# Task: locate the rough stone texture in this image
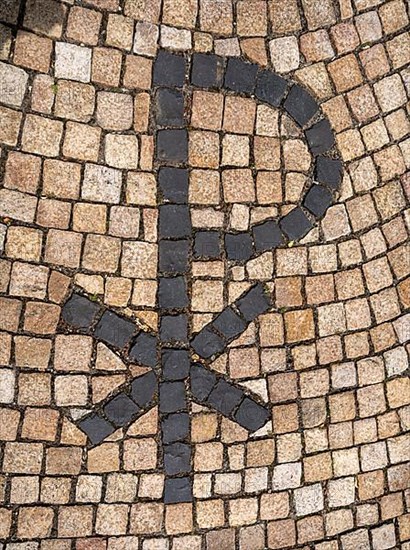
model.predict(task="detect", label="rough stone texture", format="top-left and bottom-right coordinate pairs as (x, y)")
top-left (0, 0), bottom-right (408, 546)
top-left (269, 36), bottom-right (300, 73)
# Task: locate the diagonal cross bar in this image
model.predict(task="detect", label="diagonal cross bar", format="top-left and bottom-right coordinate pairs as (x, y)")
top-left (61, 284), bottom-right (272, 433)
top-left (60, 284), bottom-right (271, 503)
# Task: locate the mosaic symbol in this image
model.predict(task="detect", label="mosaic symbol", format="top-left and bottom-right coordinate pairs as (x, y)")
top-left (60, 49), bottom-right (343, 504)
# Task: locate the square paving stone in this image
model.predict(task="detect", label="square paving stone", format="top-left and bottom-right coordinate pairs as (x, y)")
top-left (284, 84), bottom-right (319, 127)
top-left (158, 277), bottom-right (189, 310)
top-left (190, 363), bottom-right (217, 402)
top-left (94, 310), bottom-right (136, 349)
top-left (131, 371), bottom-right (158, 408)
top-left (159, 381), bottom-right (187, 413)
top-left (61, 292), bottom-right (101, 331)
top-left (155, 88), bottom-right (185, 127)
top-left (158, 167), bottom-right (189, 204)
top-left (191, 327), bottom-right (225, 359)
top-left (224, 58), bottom-right (258, 94)
top-left (159, 240), bottom-right (190, 274)
top-left (164, 477), bottom-right (192, 504)
top-left (0, 1), bottom-right (20, 24)
top-left (234, 397), bottom-right (270, 432)
top-left (279, 206), bottom-right (313, 240)
top-left (305, 118), bottom-right (335, 155)
top-left (207, 529), bottom-right (236, 549)
top-left (78, 413), bottom-right (115, 445)
top-left (255, 70), bottom-right (288, 107)
top-left (162, 349), bottom-right (190, 380)
top-left (212, 307), bottom-right (247, 340)
top-left (303, 185), bottom-right (333, 218)
top-left (253, 220), bottom-right (284, 253)
top-left (129, 332), bottom-right (157, 367)
top-left (163, 442), bottom-right (191, 475)
top-left (156, 129), bottom-right (188, 163)
top-left (160, 314), bottom-right (188, 343)
top-left (153, 50), bottom-right (186, 88)
top-left (315, 156), bottom-right (343, 189)
top-left (191, 53), bottom-right (224, 88)
top-left (194, 231), bottom-right (221, 259)
top-left (161, 412), bottom-right (190, 444)
top-left (103, 392), bottom-right (140, 427)
top-left (236, 283), bottom-right (271, 322)
top-left (207, 379), bottom-right (244, 416)
top-left (225, 233), bottom-right (254, 262)
top-left (159, 205), bottom-right (191, 238)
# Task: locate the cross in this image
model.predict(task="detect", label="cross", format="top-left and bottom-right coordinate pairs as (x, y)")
top-left (59, 49), bottom-right (343, 505)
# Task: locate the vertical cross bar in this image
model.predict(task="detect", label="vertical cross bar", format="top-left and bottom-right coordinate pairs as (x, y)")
top-left (153, 51), bottom-right (193, 504)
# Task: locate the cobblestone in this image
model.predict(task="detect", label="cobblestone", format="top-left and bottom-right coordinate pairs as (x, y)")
top-left (0, 0), bottom-right (408, 546)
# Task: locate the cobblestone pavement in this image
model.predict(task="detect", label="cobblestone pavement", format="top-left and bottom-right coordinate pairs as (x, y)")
top-left (0, 0), bottom-right (409, 548)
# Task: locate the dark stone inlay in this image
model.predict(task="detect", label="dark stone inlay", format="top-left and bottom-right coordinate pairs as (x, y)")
top-left (129, 332), bottom-right (157, 368)
top-left (158, 277), bottom-right (189, 310)
top-left (303, 185), bottom-right (333, 218)
top-left (131, 371), bottom-right (158, 408)
top-left (207, 379), bottom-right (244, 417)
top-left (315, 156), bottom-right (343, 189)
top-left (161, 412), bottom-right (190, 444)
top-left (305, 118), bottom-right (335, 155)
top-left (236, 283), bottom-right (271, 322)
top-left (225, 233), bottom-right (254, 262)
top-left (191, 53), bottom-right (224, 88)
top-left (212, 307), bottom-right (247, 341)
top-left (159, 240), bottom-right (190, 274)
top-left (255, 70), bottom-right (288, 107)
top-left (159, 381), bottom-right (187, 413)
top-left (190, 363), bottom-right (217, 402)
top-left (280, 206), bottom-right (313, 240)
top-left (155, 88), bottom-right (185, 127)
top-left (94, 310), bottom-right (136, 349)
top-left (194, 231), bottom-right (221, 259)
top-left (158, 167), bottom-right (189, 204)
top-left (164, 477), bottom-right (192, 504)
top-left (104, 392), bottom-right (140, 428)
top-left (61, 293), bottom-right (101, 331)
top-left (191, 327), bottom-right (225, 359)
top-left (252, 220), bottom-right (284, 253)
top-left (163, 442), bottom-right (191, 475)
top-left (78, 413), bottom-right (115, 446)
top-left (224, 58), bottom-right (258, 94)
top-left (162, 349), bottom-right (190, 380)
top-left (234, 397), bottom-right (270, 432)
top-left (156, 129), bottom-right (188, 163)
top-left (159, 204), bottom-right (191, 239)
top-left (160, 314), bottom-right (188, 344)
top-left (61, 48), bottom-right (345, 504)
top-left (153, 50), bottom-right (186, 88)
top-left (284, 84), bottom-right (319, 127)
